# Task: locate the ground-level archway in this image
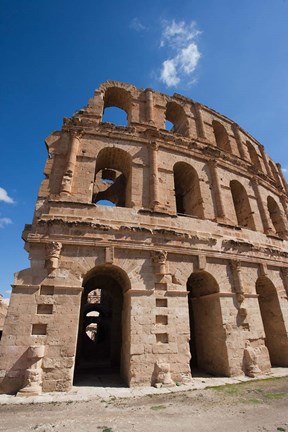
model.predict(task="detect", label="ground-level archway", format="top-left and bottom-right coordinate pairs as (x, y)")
top-left (73, 265), bottom-right (131, 386)
top-left (256, 276), bottom-right (288, 366)
top-left (187, 271), bottom-right (229, 376)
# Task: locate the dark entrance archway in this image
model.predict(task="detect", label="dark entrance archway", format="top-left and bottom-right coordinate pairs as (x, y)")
top-left (73, 265), bottom-right (130, 386)
top-left (256, 276), bottom-right (288, 366)
top-left (187, 271), bottom-right (229, 376)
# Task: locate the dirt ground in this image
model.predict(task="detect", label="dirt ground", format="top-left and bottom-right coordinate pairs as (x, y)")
top-left (0, 377), bottom-right (287, 432)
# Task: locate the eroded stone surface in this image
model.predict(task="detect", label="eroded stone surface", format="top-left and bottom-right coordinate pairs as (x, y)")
top-left (0, 81), bottom-right (288, 395)
top-left (0, 296), bottom-right (8, 341)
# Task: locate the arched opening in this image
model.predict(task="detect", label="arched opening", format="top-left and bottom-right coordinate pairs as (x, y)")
top-left (92, 147), bottom-right (132, 207)
top-left (269, 161), bottom-right (279, 184)
top-left (74, 265), bottom-right (131, 386)
top-left (246, 141), bottom-right (262, 171)
top-left (212, 120), bottom-right (231, 153)
top-left (102, 87), bottom-right (131, 126)
top-left (267, 196), bottom-right (286, 236)
top-left (165, 119), bottom-right (174, 131)
top-left (165, 102), bottom-right (189, 137)
top-left (96, 200), bottom-right (116, 207)
top-left (230, 180), bottom-right (256, 230)
top-left (102, 107), bottom-right (128, 126)
top-left (173, 162), bottom-right (204, 217)
top-left (256, 277), bottom-right (288, 366)
top-left (187, 271), bottom-right (229, 376)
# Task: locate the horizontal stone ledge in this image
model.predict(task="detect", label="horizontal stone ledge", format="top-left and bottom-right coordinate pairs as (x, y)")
top-left (123, 289), bottom-right (189, 297)
top-left (52, 286), bottom-right (83, 292)
top-left (223, 292), bottom-right (259, 299)
top-left (190, 292), bottom-right (259, 299)
top-left (124, 289), bottom-right (155, 297)
top-left (36, 285), bottom-right (83, 295)
top-left (25, 237), bottom-right (288, 269)
top-left (166, 290), bottom-right (188, 297)
top-left (266, 234), bottom-right (284, 241)
top-left (79, 128), bottom-right (149, 144)
top-left (190, 292), bottom-right (227, 300)
top-left (12, 285), bottom-right (39, 294)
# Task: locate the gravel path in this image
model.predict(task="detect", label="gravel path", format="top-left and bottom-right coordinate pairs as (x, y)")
top-left (0, 376), bottom-right (288, 432)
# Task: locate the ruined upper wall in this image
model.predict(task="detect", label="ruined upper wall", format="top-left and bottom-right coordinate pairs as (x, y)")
top-left (35, 80), bottom-right (288, 242)
top-left (55, 80), bottom-right (286, 191)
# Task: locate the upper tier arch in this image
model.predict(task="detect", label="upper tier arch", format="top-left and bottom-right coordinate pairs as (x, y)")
top-left (44, 80), bottom-right (288, 239)
top-left (81, 81), bottom-right (286, 188)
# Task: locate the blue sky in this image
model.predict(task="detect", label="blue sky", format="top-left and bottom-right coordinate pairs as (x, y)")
top-left (0, 0), bottom-right (288, 297)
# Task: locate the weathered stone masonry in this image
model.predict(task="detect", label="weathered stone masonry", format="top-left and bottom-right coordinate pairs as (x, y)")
top-left (0, 81), bottom-right (288, 395)
top-left (0, 295), bottom-right (8, 341)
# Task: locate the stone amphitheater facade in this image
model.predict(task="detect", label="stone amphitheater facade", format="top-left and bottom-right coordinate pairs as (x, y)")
top-left (0, 81), bottom-right (288, 395)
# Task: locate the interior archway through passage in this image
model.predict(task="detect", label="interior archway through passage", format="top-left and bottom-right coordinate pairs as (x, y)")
top-left (102, 106), bottom-right (128, 126)
top-left (256, 277), bottom-right (288, 366)
top-left (73, 266), bottom-right (130, 387)
top-left (187, 271), bottom-right (229, 376)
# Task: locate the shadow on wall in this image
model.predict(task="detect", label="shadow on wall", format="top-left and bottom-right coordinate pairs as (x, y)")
top-left (0, 296), bottom-right (9, 341)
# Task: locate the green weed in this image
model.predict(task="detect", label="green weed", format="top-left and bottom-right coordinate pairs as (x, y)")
top-left (211, 384), bottom-right (241, 395)
top-left (97, 427), bottom-right (113, 432)
top-left (150, 405), bottom-right (166, 411)
top-left (264, 392), bottom-right (287, 400)
top-left (244, 398), bottom-right (263, 405)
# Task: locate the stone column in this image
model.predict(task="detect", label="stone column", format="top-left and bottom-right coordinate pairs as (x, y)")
top-left (152, 250), bottom-right (168, 275)
top-left (208, 160), bottom-right (226, 221)
top-left (259, 145), bottom-right (272, 177)
top-left (280, 194), bottom-right (288, 220)
top-left (193, 103), bottom-right (206, 139)
top-left (45, 241), bottom-right (62, 273)
top-left (61, 131), bottom-right (80, 195)
top-left (149, 141), bottom-right (160, 210)
top-left (281, 268), bottom-right (288, 295)
top-left (152, 250), bottom-right (172, 291)
top-left (232, 123), bottom-right (246, 159)
top-left (17, 345), bottom-right (45, 396)
top-left (152, 362), bottom-right (175, 388)
top-left (230, 260), bottom-right (247, 317)
top-left (145, 89), bottom-right (154, 125)
top-left (251, 178), bottom-right (274, 235)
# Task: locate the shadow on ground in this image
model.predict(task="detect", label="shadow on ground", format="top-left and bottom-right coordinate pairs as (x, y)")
top-left (73, 366), bottom-right (126, 388)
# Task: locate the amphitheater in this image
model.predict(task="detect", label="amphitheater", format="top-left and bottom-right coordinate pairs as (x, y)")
top-left (0, 81), bottom-right (288, 396)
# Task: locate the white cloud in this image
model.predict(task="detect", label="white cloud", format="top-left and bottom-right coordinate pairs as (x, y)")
top-left (129, 17), bottom-right (146, 32)
top-left (160, 59), bottom-right (180, 87)
top-left (0, 187), bottom-right (14, 204)
top-left (178, 43), bottom-right (201, 74)
top-left (0, 217), bottom-right (12, 228)
top-left (160, 20), bottom-right (201, 48)
top-left (159, 20), bottom-right (201, 88)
